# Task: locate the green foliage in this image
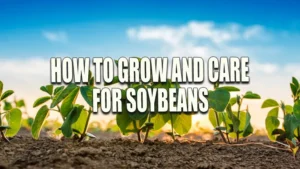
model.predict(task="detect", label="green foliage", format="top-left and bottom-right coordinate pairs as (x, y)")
top-left (31, 72), bottom-right (96, 141)
top-left (31, 105), bottom-right (49, 139)
top-left (0, 80), bottom-right (22, 141)
top-left (262, 77), bottom-right (300, 152)
top-left (208, 83), bottom-right (260, 143)
top-left (5, 108), bottom-right (22, 137)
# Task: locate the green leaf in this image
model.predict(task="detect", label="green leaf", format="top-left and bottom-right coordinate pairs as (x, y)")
top-left (265, 107), bottom-right (280, 141)
top-left (61, 87), bottom-right (80, 117)
top-left (286, 105), bottom-right (293, 114)
top-left (261, 99), bottom-right (279, 108)
top-left (51, 84), bottom-right (77, 108)
top-left (292, 77), bottom-right (299, 89)
top-left (226, 105), bottom-right (240, 133)
top-left (0, 81), bottom-right (3, 97)
top-left (40, 85), bottom-right (53, 95)
top-left (284, 114), bottom-right (300, 140)
top-left (33, 96), bottom-right (51, 108)
top-left (88, 76), bottom-right (95, 87)
top-left (80, 86), bottom-right (94, 107)
top-left (290, 83), bottom-right (297, 96)
top-left (5, 108), bottom-right (22, 137)
top-left (3, 101), bottom-right (12, 111)
top-left (150, 113), bottom-right (170, 130)
top-left (208, 88), bottom-right (230, 112)
top-left (218, 86), bottom-right (240, 92)
top-left (208, 108), bottom-right (222, 128)
top-left (54, 86), bottom-right (65, 95)
top-left (229, 97), bottom-right (237, 106)
top-left (172, 113), bottom-right (192, 135)
top-left (61, 105), bottom-right (84, 138)
top-left (293, 100), bottom-right (300, 119)
top-left (128, 85), bottom-right (148, 120)
top-left (72, 109), bottom-right (88, 134)
top-left (243, 91), bottom-right (261, 99)
top-left (0, 90), bottom-right (14, 101)
top-left (31, 105), bottom-right (50, 139)
top-left (16, 99), bottom-right (26, 108)
top-left (116, 103), bottom-right (147, 135)
top-left (104, 76), bottom-right (119, 86)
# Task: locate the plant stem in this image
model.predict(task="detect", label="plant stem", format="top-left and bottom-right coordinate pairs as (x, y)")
top-left (79, 107), bottom-right (92, 142)
top-left (214, 110), bottom-right (227, 143)
top-left (236, 98), bottom-right (243, 143)
top-left (144, 112), bottom-right (151, 142)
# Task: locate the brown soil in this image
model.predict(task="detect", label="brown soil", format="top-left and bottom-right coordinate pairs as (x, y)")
top-left (0, 135), bottom-right (299, 169)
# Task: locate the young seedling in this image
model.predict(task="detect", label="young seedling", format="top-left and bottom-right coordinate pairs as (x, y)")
top-left (108, 59), bottom-right (192, 142)
top-left (0, 81), bottom-right (22, 142)
top-left (262, 77), bottom-right (300, 156)
top-left (208, 83), bottom-right (260, 143)
top-left (31, 71), bottom-right (96, 141)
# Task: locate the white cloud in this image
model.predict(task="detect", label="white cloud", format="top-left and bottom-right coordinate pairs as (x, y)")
top-left (42, 31), bottom-right (68, 43)
top-left (126, 21), bottom-right (299, 128)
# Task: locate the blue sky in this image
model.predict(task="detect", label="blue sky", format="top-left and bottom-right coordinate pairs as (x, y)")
top-left (1, 0), bottom-right (300, 127)
top-left (0, 0), bottom-right (300, 63)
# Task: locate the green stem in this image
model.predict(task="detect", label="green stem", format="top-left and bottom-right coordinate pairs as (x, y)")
top-left (144, 112), bottom-right (152, 142)
top-left (79, 107), bottom-right (92, 142)
top-left (236, 98), bottom-right (243, 143)
top-left (214, 110), bottom-right (227, 143)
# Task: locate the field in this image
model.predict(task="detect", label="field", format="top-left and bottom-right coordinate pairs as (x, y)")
top-left (1, 77), bottom-right (300, 169)
top-left (0, 129), bottom-right (299, 169)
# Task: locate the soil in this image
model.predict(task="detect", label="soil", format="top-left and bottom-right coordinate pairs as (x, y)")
top-left (0, 133), bottom-right (299, 169)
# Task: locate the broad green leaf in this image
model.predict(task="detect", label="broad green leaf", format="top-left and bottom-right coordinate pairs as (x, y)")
top-left (40, 85), bottom-right (53, 95)
top-left (33, 96), bottom-right (51, 108)
top-left (0, 90), bottom-right (14, 101)
top-left (105, 76), bottom-right (119, 86)
top-left (243, 91), bottom-right (261, 99)
top-left (150, 113), bottom-right (170, 130)
top-left (61, 87), bottom-right (80, 117)
top-left (218, 86), bottom-right (240, 92)
top-left (80, 86), bottom-right (94, 107)
top-left (54, 86), bottom-right (65, 95)
top-left (5, 108), bottom-right (22, 137)
top-left (208, 88), bottom-right (230, 112)
top-left (293, 100), bottom-right (300, 119)
top-left (172, 113), bottom-right (192, 135)
top-left (31, 105), bottom-right (50, 139)
top-left (284, 114), bottom-right (300, 140)
top-left (72, 109), bottom-right (88, 134)
top-left (261, 99), bottom-right (278, 108)
top-left (51, 84), bottom-right (77, 108)
top-left (208, 108), bottom-right (222, 128)
top-left (0, 81), bottom-right (3, 97)
top-left (61, 105), bottom-right (84, 137)
top-left (265, 107), bottom-right (279, 141)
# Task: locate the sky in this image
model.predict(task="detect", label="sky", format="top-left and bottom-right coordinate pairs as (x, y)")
top-left (0, 0), bottom-right (300, 128)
